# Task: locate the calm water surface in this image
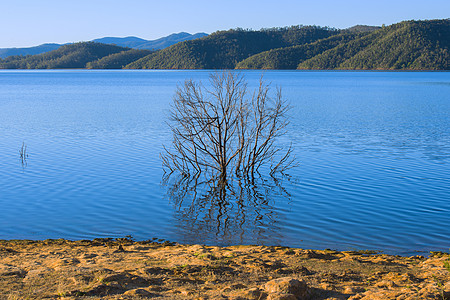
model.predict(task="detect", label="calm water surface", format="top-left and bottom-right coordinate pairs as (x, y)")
top-left (0, 70), bottom-right (449, 255)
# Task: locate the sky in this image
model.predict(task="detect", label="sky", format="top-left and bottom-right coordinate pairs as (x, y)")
top-left (0, 0), bottom-right (449, 48)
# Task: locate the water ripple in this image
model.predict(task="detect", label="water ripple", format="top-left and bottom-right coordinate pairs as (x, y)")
top-left (0, 70), bottom-right (449, 255)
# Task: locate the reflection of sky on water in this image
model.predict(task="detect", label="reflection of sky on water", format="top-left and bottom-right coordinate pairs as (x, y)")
top-left (0, 70), bottom-right (449, 255)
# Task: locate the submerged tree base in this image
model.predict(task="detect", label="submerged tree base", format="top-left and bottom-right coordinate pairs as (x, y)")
top-left (0, 239), bottom-right (449, 299)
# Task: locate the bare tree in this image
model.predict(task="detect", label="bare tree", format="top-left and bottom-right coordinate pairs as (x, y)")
top-left (161, 72), bottom-right (293, 184)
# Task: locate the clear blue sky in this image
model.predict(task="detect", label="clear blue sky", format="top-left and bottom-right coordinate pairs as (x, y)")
top-left (1, 0), bottom-right (449, 48)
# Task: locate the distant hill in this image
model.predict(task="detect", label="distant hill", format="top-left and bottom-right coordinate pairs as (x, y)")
top-left (236, 32), bottom-right (367, 69)
top-left (134, 32), bottom-right (208, 50)
top-left (237, 19), bottom-right (448, 70)
top-left (86, 49), bottom-right (153, 69)
top-left (92, 36), bottom-right (149, 49)
top-left (0, 32), bottom-right (208, 59)
top-left (0, 42), bottom-right (129, 69)
top-left (125, 26), bottom-right (340, 69)
top-left (298, 19), bottom-right (449, 70)
top-left (0, 43), bottom-right (62, 59)
top-left (127, 19), bottom-right (448, 70)
top-left (1, 20), bottom-right (448, 70)
top-left (92, 32), bottom-right (208, 50)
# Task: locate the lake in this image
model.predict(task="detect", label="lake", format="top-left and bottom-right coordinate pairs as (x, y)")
top-left (0, 70), bottom-right (449, 256)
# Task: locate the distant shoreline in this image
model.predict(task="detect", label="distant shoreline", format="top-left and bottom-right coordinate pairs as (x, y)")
top-left (0, 68), bottom-right (449, 71)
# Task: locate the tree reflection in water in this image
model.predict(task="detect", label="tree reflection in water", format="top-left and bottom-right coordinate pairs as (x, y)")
top-left (162, 173), bottom-right (293, 245)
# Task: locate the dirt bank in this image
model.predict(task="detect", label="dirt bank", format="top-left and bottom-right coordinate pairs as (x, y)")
top-left (0, 239), bottom-right (449, 299)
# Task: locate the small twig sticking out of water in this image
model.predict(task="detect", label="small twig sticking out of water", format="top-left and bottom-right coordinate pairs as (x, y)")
top-left (19, 142), bottom-right (28, 167)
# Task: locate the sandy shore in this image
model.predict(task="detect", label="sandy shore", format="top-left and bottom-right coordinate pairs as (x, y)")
top-left (0, 239), bottom-right (449, 299)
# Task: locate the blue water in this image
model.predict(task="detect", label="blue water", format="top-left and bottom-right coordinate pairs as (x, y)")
top-left (0, 70), bottom-right (449, 256)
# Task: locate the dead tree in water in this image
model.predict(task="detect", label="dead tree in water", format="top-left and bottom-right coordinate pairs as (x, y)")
top-left (19, 142), bottom-right (28, 167)
top-left (161, 72), bottom-right (293, 185)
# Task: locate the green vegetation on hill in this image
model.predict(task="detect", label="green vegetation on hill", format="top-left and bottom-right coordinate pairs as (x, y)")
top-left (345, 25), bottom-right (381, 33)
top-left (125, 26), bottom-right (340, 69)
top-left (298, 19), bottom-right (449, 70)
top-left (125, 41), bottom-right (206, 69)
top-left (129, 19), bottom-right (449, 70)
top-left (0, 42), bottom-right (129, 69)
top-left (0, 20), bottom-right (448, 70)
top-left (236, 32), bottom-right (367, 69)
top-left (86, 49), bottom-right (153, 69)
top-left (296, 30), bottom-right (381, 70)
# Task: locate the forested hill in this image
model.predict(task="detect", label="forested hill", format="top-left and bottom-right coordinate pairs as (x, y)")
top-left (238, 19), bottom-right (449, 70)
top-left (345, 25), bottom-right (381, 33)
top-left (128, 19), bottom-right (450, 70)
top-left (235, 32), bottom-right (366, 69)
top-left (0, 42), bottom-right (131, 69)
top-left (0, 20), bottom-right (448, 70)
top-left (298, 19), bottom-right (449, 70)
top-left (86, 49), bottom-right (153, 69)
top-left (125, 26), bottom-right (340, 69)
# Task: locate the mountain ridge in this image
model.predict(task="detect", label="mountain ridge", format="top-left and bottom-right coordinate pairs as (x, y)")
top-left (125, 25), bottom-right (340, 69)
top-left (0, 19), bottom-right (447, 70)
top-left (0, 32), bottom-right (208, 59)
